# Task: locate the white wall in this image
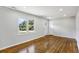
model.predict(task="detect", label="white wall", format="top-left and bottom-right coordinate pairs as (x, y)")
top-left (76, 8), bottom-right (79, 49)
top-left (49, 17), bottom-right (76, 38)
top-left (0, 7), bottom-right (48, 50)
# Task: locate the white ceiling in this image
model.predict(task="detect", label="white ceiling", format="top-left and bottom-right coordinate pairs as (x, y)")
top-left (7, 6), bottom-right (79, 19)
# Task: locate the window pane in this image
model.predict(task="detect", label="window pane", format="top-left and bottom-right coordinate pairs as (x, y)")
top-left (28, 20), bottom-right (34, 31)
top-left (18, 18), bottom-right (27, 31)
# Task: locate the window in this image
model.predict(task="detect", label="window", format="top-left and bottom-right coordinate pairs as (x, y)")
top-left (18, 18), bottom-right (27, 32)
top-left (28, 20), bottom-right (34, 31)
top-left (18, 18), bottom-right (34, 34)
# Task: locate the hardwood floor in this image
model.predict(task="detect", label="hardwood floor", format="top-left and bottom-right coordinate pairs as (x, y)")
top-left (35, 35), bottom-right (78, 53)
top-left (0, 35), bottom-right (78, 53)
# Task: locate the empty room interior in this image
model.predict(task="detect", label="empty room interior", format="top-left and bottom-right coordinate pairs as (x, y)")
top-left (0, 6), bottom-right (79, 53)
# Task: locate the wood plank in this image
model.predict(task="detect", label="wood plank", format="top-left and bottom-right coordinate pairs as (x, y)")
top-left (0, 35), bottom-right (78, 53)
